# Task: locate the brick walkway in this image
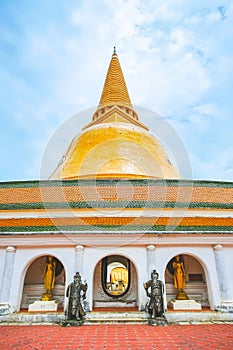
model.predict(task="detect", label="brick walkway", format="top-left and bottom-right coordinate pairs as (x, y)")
top-left (0, 324), bottom-right (232, 349)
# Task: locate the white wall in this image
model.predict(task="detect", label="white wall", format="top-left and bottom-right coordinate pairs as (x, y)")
top-left (81, 246), bottom-right (148, 311)
top-left (2, 239), bottom-right (232, 313)
top-left (151, 245), bottom-right (221, 309)
top-left (8, 246), bottom-right (76, 311)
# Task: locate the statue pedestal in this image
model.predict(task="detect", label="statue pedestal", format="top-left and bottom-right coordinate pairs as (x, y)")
top-left (62, 319), bottom-right (84, 327)
top-left (28, 300), bottom-right (58, 312)
top-left (149, 317), bottom-right (168, 326)
top-left (41, 292), bottom-right (54, 301)
top-left (168, 299), bottom-right (202, 310)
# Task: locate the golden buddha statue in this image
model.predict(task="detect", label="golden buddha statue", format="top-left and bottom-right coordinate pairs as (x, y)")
top-left (110, 267), bottom-right (128, 294)
top-left (172, 255), bottom-right (189, 300)
top-left (42, 255), bottom-right (56, 301)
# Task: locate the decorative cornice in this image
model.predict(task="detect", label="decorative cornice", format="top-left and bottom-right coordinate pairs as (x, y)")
top-left (0, 179), bottom-right (232, 188)
top-left (1, 224), bottom-right (233, 233)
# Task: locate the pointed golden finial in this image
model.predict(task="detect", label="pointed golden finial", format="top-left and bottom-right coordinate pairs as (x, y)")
top-left (98, 49), bottom-right (132, 107)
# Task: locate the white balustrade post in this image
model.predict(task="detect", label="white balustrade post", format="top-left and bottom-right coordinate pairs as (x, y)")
top-left (0, 246), bottom-right (16, 303)
top-left (75, 245), bottom-right (85, 277)
top-left (146, 245), bottom-right (156, 278)
top-left (213, 244), bottom-right (232, 301)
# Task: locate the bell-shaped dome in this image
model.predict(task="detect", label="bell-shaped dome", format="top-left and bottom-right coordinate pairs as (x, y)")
top-left (50, 49), bottom-right (180, 180)
top-left (51, 123), bottom-right (179, 180)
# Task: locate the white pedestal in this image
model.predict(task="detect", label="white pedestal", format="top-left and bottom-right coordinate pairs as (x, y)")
top-left (28, 300), bottom-right (58, 312)
top-left (168, 299), bottom-right (202, 310)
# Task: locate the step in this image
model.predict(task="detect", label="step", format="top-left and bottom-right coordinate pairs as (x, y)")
top-left (0, 311), bottom-right (148, 325)
top-left (85, 311), bottom-right (149, 324)
top-left (0, 311), bottom-right (233, 325)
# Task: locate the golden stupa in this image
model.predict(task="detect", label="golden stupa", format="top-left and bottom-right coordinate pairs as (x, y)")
top-left (51, 48), bottom-right (179, 180)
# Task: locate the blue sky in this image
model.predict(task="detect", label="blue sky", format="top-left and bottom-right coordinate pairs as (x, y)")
top-left (0, 0), bottom-right (233, 182)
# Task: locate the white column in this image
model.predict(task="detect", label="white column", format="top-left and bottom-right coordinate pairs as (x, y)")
top-left (0, 246), bottom-right (16, 302)
top-left (213, 244), bottom-right (232, 301)
top-left (75, 245), bottom-right (85, 276)
top-left (146, 245), bottom-right (156, 278)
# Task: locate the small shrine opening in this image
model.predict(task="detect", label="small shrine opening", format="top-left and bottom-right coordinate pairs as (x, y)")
top-left (20, 255), bottom-right (65, 310)
top-left (93, 255), bottom-right (138, 309)
top-left (165, 254), bottom-right (209, 307)
top-left (102, 255), bottom-right (130, 297)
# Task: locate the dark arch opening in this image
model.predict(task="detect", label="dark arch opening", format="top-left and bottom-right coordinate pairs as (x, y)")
top-left (101, 255), bottom-right (131, 298)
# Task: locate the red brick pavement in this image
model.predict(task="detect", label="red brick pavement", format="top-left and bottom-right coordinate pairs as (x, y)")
top-left (0, 324), bottom-right (232, 350)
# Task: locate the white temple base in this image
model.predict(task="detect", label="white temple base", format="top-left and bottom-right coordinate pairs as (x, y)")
top-left (0, 302), bottom-right (15, 315)
top-left (168, 299), bottom-right (202, 310)
top-left (28, 300), bottom-right (58, 312)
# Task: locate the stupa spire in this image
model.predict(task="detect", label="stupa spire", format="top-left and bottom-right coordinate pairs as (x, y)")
top-left (98, 48), bottom-right (132, 107)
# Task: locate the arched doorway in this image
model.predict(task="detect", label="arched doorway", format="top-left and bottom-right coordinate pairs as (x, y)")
top-left (20, 255), bottom-right (65, 310)
top-left (165, 254), bottom-right (209, 307)
top-left (93, 255), bottom-right (138, 309)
